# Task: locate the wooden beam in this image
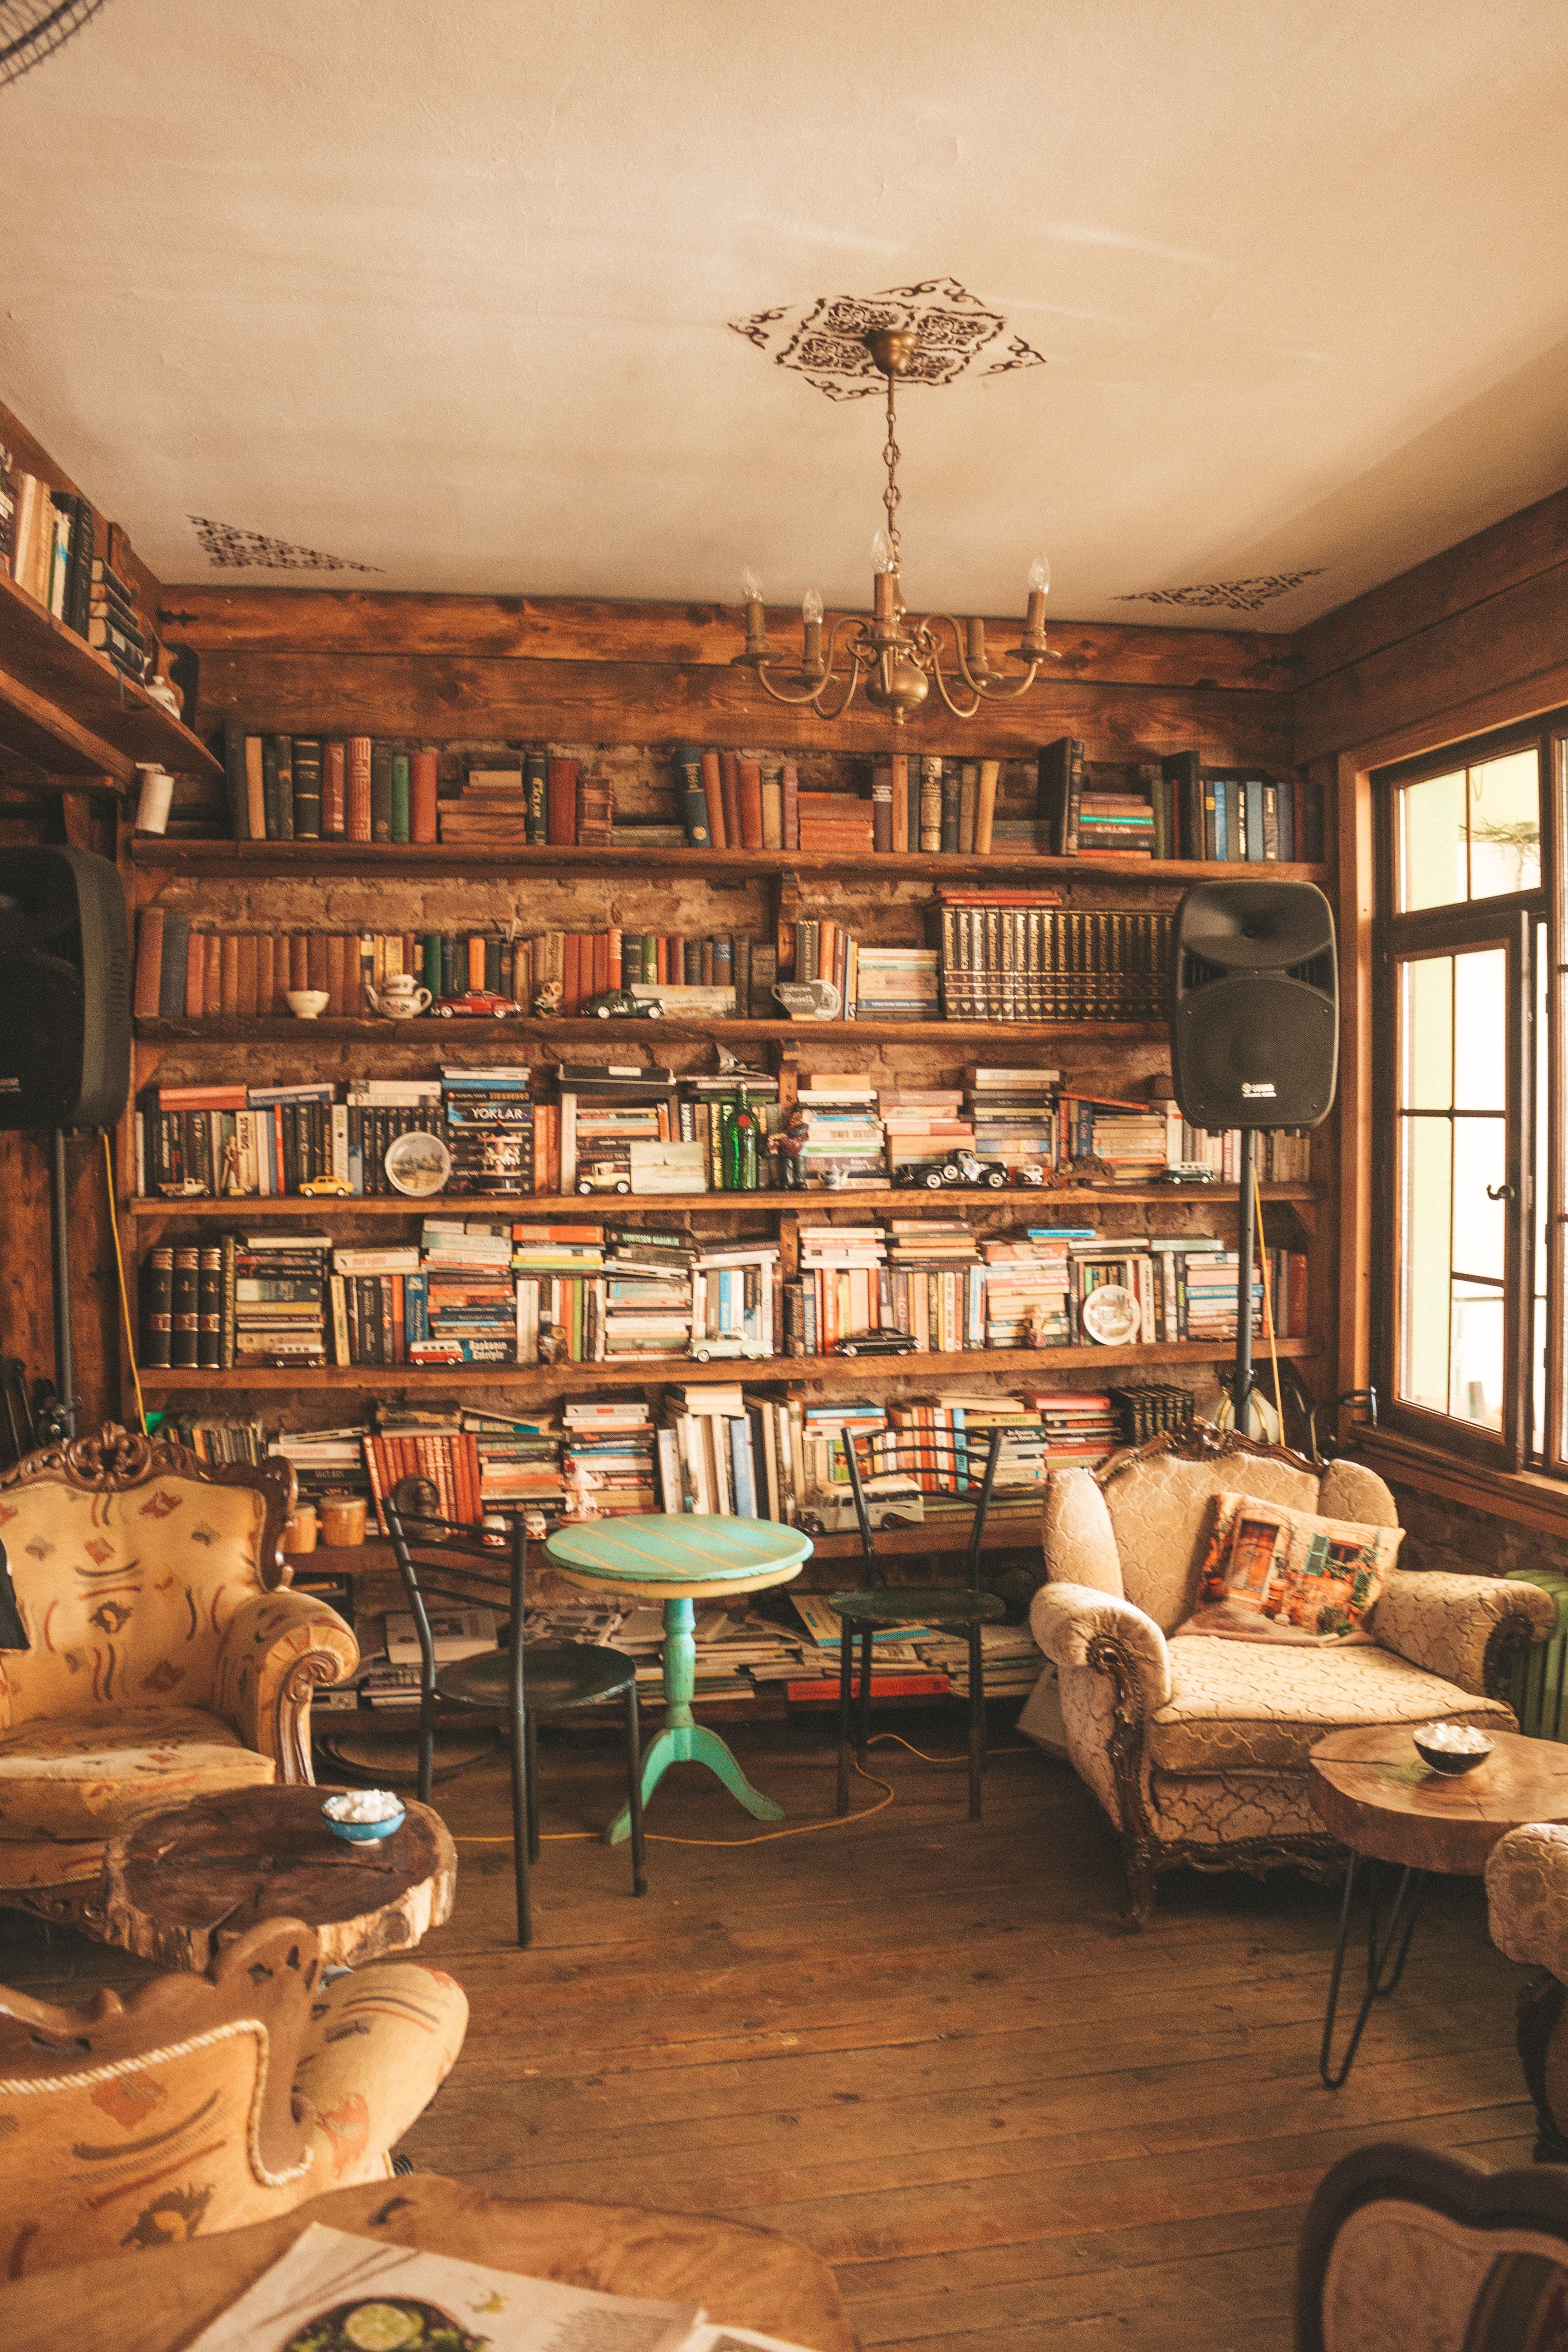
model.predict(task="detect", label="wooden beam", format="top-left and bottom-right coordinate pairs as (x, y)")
top-left (0, 662), bottom-right (136, 783)
top-left (157, 585), bottom-right (1295, 694)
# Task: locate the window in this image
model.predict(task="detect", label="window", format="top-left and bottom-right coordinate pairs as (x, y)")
top-left (1375, 723), bottom-right (1564, 1473)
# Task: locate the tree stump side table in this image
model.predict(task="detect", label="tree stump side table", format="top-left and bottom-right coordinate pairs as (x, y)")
top-left (99, 1786), bottom-right (457, 1973)
top-left (1308, 1724), bottom-right (1568, 2090)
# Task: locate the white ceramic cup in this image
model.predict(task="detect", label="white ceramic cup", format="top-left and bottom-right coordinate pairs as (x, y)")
top-left (286, 989), bottom-right (330, 1019)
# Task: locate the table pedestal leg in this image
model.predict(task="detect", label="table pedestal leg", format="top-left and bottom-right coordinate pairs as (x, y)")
top-left (1319, 1851), bottom-right (1425, 2089)
top-left (603, 1596), bottom-right (785, 1845)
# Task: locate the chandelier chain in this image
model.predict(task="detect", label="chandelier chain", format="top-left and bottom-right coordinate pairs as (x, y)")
top-left (882, 373), bottom-right (902, 558)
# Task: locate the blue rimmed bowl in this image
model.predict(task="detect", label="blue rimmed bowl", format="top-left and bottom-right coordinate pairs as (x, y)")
top-left (322, 1791), bottom-right (407, 1843)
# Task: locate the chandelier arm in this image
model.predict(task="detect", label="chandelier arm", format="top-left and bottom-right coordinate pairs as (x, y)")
top-left (923, 637), bottom-right (985, 721)
top-left (750, 617), bottom-right (865, 716)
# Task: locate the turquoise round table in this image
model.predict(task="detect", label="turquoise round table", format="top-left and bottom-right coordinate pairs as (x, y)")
top-left (545, 1515), bottom-right (813, 1844)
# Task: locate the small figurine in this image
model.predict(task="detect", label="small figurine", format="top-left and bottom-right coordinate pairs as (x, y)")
top-left (537, 1321), bottom-right (568, 1368)
top-left (220, 1134), bottom-right (244, 1196)
top-left (562, 1460), bottom-right (601, 1520)
top-left (532, 979), bottom-right (564, 1017)
top-left (772, 1107), bottom-right (811, 1191)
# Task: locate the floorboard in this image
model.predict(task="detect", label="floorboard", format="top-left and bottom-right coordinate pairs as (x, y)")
top-left (0, 1716), bottom-right (1540, 2349)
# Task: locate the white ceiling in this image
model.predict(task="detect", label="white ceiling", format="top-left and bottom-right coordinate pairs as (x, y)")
top-left (3, 0), bottom-right (1568, 627)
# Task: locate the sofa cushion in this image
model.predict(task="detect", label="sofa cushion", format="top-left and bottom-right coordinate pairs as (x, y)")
top-left (0, 1705), bottom-right (276, 1843)
top-left (1100, 1450), bottom-right (1325, 1632)
top-left (1178, 1490), bottom-right (1404, 1644)
top-left (1145, 1637), bottom-right (1514, 1775)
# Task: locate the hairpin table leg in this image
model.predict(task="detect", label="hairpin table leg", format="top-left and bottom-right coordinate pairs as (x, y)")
top-left (1319, 1851), bottom-right (1425, 2089)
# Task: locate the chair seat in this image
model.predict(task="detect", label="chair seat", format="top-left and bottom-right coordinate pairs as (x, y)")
top-left (1146, 1637), bottom-right (1515, 1776)
top-left (828, 1587), bottom-right (1007, 1627)
top-left (436, 1641), bottom-right (637, 1714)
top-left (0, 1705), bottom-right (277, 1845)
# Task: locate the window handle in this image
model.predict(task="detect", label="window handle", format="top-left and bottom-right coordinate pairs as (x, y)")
top-left (1488, 1182), bottom-right (1517, 1202)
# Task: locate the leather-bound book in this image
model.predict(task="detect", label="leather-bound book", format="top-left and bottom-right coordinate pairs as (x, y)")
top-left (411, 751), bottom-right (439, 843)
top-left (718, 751), bottom-right (742, 847)
top-left (292, 738), bottom-right (322, 839)
top-left (371, 744), bottom-right (393, 842)
top-left (322, 740), bottom-right (347, 836)
top-left (235, 932), bottom-right (259, 1017)
top-left (347, 737), bottom-right (373, 841)
top-left (737, 758), bottom-right (764, 849)
top-left (701, 750), bottom-right (726, 848)
top-left (274, 736), bottom-right (294, 842)
top-left (547, 757), bottom-right (578, 845)
top-left (135, 908), bottom-right (165, 1018)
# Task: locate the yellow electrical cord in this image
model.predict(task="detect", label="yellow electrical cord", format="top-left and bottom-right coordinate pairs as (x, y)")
top-left (451, 1731), bottom-right (1034, 1849)
top-left (104, 1133), bottom-right (147, 1435)
top-left (1253, 1159), bottom-right (1284, 1435)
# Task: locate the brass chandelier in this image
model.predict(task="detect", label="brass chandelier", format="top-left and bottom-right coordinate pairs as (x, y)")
top-left (733, 326), bottom-right (1058, 725)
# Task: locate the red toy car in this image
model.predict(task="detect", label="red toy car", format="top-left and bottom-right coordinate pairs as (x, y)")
top-left (435, 992), bottom-right (517, 1019)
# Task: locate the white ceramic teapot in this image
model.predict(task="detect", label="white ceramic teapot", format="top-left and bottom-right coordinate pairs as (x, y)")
top-left (366, 973), bottom-right (432, 1019)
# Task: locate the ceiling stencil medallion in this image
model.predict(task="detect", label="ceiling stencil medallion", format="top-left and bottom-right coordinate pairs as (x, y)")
top-left (730, 277), bottom-right (1045, 400)
top-left (186, 516), bottom-right (382, 573)
top-left (1113, 569), bottom-right (1326, 614)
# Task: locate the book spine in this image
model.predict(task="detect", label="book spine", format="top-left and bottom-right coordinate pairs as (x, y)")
top-left (291, 738), bottom-right (322, 839)
top-left (676, 746), bottom-right (709, 845)
top-left (975, 759), bottom-right (1000, 855)
top-left (171, 1245), bottom-right (200, 1369)
top-left (941, 765), bottom-right (960, 852)
top-left (920, 757), bottom-right (943, 853)
top-left (390, 751), bottom-right (411, 843)
top-left (700, 749), bottom-right (727, 849)
top-left (872, 765), bottom-right (893, 852)
top-left (408, 749), bottom-right (438, 843)
top-left (737, 757), bottom-right (764, 849)
top-left (525, 751), bottom-right (548, 843)
top-left (321, 740), bottom-right (347, 836)
top-left (143, 1245), bottom-right (174, 1369)
top-left (370, 743), bottom-right (392, 842)
top-left (135, 908), bottom-right (165, 1019)
top-left (347, 736), bottom-right (373, 841)
top-left (780, 760), bottom-right (799, 851)
top-left (274, 736), bottom-right (294, 842)
top-left (222, 714), bottom-right (249, 840)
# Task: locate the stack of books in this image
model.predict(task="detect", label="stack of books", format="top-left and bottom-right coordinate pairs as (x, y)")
top-left (798, 791), bottom-right (876, 853)
top-left (269, 1424), bottom-right (374, 1510)
top-left (1059, 1093), bottom-right (1172, 1178)
top-left (980, 1235), bottom-right (1074, 1349)
top-left (656, 1384), bottom-right (798, 1521)
top-left (886, 1224), bottom-right (983, 1353)
top-left (601, 1223), bottom-right (696, 1359)
top-left (441, 1065), bottom-right (534, 1196)
top-left (415, 1221), bottom-right (516, 1365)
top-left (792, 1226), bottom-right (888, 1354)
top-left (877, 1086), bottom-right (972, 1177)
top-left (792, 1077), bottom-right (886, 1185)
top-left (363, 1420), bottom-right (485, 1527)
top-left (965, 1066), bottom-right (1058, 1174)
top-left (232, 1229), bottom-right (331, 1368)
top-left (562, 1395), bottom-right (657, 1515)
top-left (462, 1407), bottom-right (567, 1521)
top-left (435, 765), bottom-right (527, 844)
top-left (691, 1242), bottom-right (778, 1358)
top-left (1074, 782), bottom-right (1156, 859)
top-left (853, 946), bottom-right (940, 1020)
top-left (510, 1220), bottom-right (607, 1366)
top-left (1026, 1390), bottom-right (1123, 1470)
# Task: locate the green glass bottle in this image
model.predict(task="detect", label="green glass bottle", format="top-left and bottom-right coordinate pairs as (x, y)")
top-left (723, 1084), bottom-right (759, 1191)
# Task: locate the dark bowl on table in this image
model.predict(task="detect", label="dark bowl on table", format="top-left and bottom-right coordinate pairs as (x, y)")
top-left (1413, 1725), bottom-right (1494, 1777)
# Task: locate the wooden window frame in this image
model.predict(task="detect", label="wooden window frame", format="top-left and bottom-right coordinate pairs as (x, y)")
top-left (1372, 719), bottom-right (1552, 1473)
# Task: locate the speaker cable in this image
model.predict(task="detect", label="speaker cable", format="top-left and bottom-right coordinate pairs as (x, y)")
top-left (1253, 1157), bottom-right (1284, 1437)
top-left (103, 1132), bottom-right (147, 1435)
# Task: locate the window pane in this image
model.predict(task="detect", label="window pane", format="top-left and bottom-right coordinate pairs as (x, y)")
top-left (1452, 1117), bottom-right (1508, 1280)
top-left (1450, 1282), bottom-right (1505, 1429)
top-left (1399, 769), bottom-right (1466, 910)
top-left (1453, 946), bottom-right (1507, 1111)
top-left (1469, 749), bottom-right (1541, 900)
top-left (1400, 955), bottom-right (1452, 1111)
top-left (1400, 1116), bottom-right (1452, 1411)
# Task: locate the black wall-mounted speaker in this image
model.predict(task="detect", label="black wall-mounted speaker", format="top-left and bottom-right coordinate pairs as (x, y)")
top-left (1170, 878), bottom-right (1338, 1130)
top-left (0, 846), bottom-right (129, 1131)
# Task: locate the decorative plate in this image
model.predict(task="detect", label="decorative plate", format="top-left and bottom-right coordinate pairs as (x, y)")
top-left (1081, 1284), bottom-right (1140, 1346)
top-left (384, 1130), bottom-right (453, 1197)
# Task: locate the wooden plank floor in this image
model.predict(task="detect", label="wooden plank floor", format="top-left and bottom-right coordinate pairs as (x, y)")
top-left (0, 1720), bottom-right (1538, 2350)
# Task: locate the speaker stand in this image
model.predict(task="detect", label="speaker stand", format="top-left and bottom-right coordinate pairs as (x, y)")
top-left (48, 1129), bottom-right (75, 1441)
top-left (1232, 1129), bottom-right (1256, 1426)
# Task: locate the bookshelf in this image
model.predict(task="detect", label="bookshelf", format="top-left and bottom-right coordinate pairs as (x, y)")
top-left (0, 566), bottom-right (221, 788)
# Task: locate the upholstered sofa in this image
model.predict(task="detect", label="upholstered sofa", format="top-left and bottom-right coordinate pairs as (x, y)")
top-left (0, 1915), bottom-right (467, 2272)
top-left (1486, 1819), bottom-right (1568, 2162)
top-left (0, 1423), bottom-right (357, 1918)
top-left (1029, 1426), bottom-right (1551, 1924)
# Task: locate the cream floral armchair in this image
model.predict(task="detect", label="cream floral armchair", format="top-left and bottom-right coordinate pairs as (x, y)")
top-left (0, 1423), bottom-right (358, 1920)
top-left (1030, 1426), bottom-right (1551, 1925)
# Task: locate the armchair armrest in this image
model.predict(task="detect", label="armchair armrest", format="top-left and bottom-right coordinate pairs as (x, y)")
top-left (1371, 1569), bottom-right (1552, 1701)
top-left (1030, 1583), bottom-right (1172, 1712)
top-left (1486, 1822), bottom-right (1568, 1972)
top-left (213, 1591), bottom-right (358, 1784)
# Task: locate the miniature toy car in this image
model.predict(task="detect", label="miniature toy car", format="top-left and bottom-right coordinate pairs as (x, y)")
top-left (1161, 1161), bottom-right (1219, 1185)
top-left (575, 1161), bottom-right (633, 1195)
top-left (298, 1174), bottom-right (353, 1197)
top-left (833, 1329), bottom-right (918, 1358)
top-left (157, 1177), bottom-right (209, 1198)
top-left (795, 1474), bottom-right (925, 1535)
top-left (435, 991), bottom-right (517, 1019)
top-left (690, 1334), bottom-right (767, 1362)
top-left (583, 989), bottom-right (664, 1019)
top-left (905, 1149), bottom-right (1009, 1191)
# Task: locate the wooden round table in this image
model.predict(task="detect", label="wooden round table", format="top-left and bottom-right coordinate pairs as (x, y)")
top-left (546, 1513), bottom-right (812, 1845)
top-left (99, 1786), bottom-right (457, 1973)
top-left (1308, 1725), bottom-right (1568, 2087)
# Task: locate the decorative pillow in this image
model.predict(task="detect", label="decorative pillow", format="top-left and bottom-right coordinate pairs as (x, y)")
top-left (1175, 1490), bottom-right (1404, 1645)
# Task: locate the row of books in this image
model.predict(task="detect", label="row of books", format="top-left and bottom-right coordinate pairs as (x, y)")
top-left (929, 892), bottom-right (1169, 1024)
top-left (1039, 743), bottom-right (1326, 863)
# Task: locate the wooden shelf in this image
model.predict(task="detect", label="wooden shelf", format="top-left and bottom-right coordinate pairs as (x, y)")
top-left (136, 1014), bottom-right (1167, 1046)
top-left (131, 838), bottom-right (1330, 885)
top-left (139, 1336), bottom-right (1317, 1392)
top-left (127, 1183), bottom-right (1322, 1219)
top-left (289, 1516), bottom-right (1045, 1577)
top-left (0, 569), bottom-right (222, 785)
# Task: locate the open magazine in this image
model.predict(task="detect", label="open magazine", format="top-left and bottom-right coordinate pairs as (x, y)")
top-left (186, 2223), bottom-right (815, 2352)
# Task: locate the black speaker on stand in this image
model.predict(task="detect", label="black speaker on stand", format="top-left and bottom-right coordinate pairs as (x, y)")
top-left (1170, 879), bottom-right (1338, 1429)
top-left (0, 845), bottom-right (131, 1438)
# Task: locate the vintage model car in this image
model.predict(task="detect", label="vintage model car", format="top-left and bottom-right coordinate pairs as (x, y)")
top-left (583, 989), bottom-right (665, 1019)
top-left (902, 1149), bottom-right (1009, 1191)
top-left (833, 1329), bottom-right (919, 1359)
top-left (795, 1473), bottom-right (926, 1535)
top-left (297, 1174), bottom-right (353, 1197)
top-left (435, 991), bottom-right (517, 1019)
top-left (575, 1161), bottom-right (633, 1195)
top-left (689, 1334), bottom-right (767, 1362)
top-left (157, 1177), bottom-right (210, 1198)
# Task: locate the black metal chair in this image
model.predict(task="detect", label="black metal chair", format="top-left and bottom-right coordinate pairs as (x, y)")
top-left (385, 1503), bottom-right (645, 1948)
top-left (833, 1427), bottom-right (1024, 1821)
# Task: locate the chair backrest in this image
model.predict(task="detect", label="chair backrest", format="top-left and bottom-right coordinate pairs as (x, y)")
top-left (1094, 1426), bottom-right (1369, 1634)
top-left (385, 1503), bottom-right (522, 1693)
top-left (1296, 2139), bottom-right (1568, 2352)
top-left (0, 1423), bottom-right (294, 1731)
top-left (843, 1429), bottom-right (1013, 1593)
top-left (0, 1917), bottom-right (320, 2274)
